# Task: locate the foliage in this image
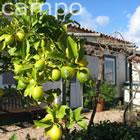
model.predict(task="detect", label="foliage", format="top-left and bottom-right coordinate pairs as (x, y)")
top-left (99, 82), bottom-right (116, 102)
top-left (34, 106), bottom-right (87, 131)
top-left (90, 121), bottom-right (140, 140)
top-left (83, 80), bottom-right (96, 108)
top-left (83, 81), bottom-right (116, 109)
top-left (0, 0), bottom-right (90, 139)
top-left (69, 121), bottom-right (140, 140)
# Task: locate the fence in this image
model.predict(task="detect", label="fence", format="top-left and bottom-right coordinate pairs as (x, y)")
top-left (0, 94), bottom-right (36, 112)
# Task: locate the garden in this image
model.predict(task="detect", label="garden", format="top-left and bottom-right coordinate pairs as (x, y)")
top-left (0, 0), bottom-right (140, 140)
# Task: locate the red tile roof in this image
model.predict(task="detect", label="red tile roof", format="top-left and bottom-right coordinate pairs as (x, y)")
top-left (68, 24), bottom-right (132, 44)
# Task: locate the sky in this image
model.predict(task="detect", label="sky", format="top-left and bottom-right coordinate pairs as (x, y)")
top-left (46, 0), bottom-right (140, 47)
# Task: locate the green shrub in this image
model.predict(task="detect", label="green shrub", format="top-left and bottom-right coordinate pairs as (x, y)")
top-left (71, 121), bottom-right (140, 140)
top-left (99, 82), bottom-right (116, 102)
top-left (83, 81), bottom-right (117, 109)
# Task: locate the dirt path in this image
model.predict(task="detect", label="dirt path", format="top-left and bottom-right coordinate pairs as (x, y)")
top-left (83, 110), bottom-right (124, 123)
top-left (0, 110), bottom-right (124, 140)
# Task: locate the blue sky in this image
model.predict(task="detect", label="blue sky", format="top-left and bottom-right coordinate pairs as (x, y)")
top-left (46, 0), bottom-right (140, 46)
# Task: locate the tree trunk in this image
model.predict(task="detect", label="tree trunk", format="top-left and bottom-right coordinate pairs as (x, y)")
top-left (87, 55), bottom-right (104, 136)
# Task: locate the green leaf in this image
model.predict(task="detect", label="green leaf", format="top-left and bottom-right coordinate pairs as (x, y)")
top-left (32, 68), bottom-right (37, 81)
top-left (24, 84), bottom-right (34, 97)
top-left (24, 88), bottom-right (30, 97)
top-left (67, 36), bottom-right (78, 58)
top-left (65, 13), bottom-right (72, 21)
top-left (72, 10), bottom-right (79, 14)
top-left (47, 50), bottom-right (67, 62)
top-left (25, 39), bottom-right (30, 59)
top-left (0, 42), bottom-right (3, 52)
top-left (22, 64), bottom-right (33, 71)
top-left (57, 33), bottom-right (67, 51)
top-left (46, 106), bottom-right (53, 115)
top-left (9, 133), bottom-right (17, 140)
top-left (77, 120), bottom-right (88, 129)
top-left (65, 108), bottom-right (75, 129)
top-left (34, 120), bottom-right (52, 129)
top-left (68, 108), bottom-right (74, 121)
top-left (41, 114), bottom-right (54, 123)
top-left (0, 34), bottom-right (5, 42)
top-left (8, 47), bottom-right (17, 56)
top-left (56, 105), bottom-right (68, 119)
top-left (22, 15), bottom-right (30, 24)
top-left (66, 121), bottom-right (75, 129)
top-left (78, 40), bottom-right (85, 60)
top-left (73, 107), bottom-right (83, 122)
top-left (34, 41), bottom-right (40, 50)
top-left (32, 19), bottom-right (38, 27)
top-left (33, 54), bottom-right (40, 60)
top-left (1, 41), bottom-right (6, 50)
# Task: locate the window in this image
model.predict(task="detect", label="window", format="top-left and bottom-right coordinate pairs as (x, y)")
top-left (104, 56), bottom-right (116, 84)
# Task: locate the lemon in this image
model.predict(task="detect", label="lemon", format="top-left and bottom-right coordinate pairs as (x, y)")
top-left (32, 86), bottom-right (44, 100)
top-left (77, 67), bottom-right (90, 83)
top-left (15, 31), bottom-right (25, 42)
top-left (35, 59), bottom-right (44, 71)
top-left (52, 69), bottom-right (61, 81)
top-left (61, 66), bottom-right (75, 79)
top-left (45, 125), bottom-right (62, 140)
top-left (78, 58), bottom-right (88, 67)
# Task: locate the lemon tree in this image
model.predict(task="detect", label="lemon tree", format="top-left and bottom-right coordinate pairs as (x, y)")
top-left (0, 0), bottom-right (91, 139)
top-left (45, 124), bottom-right (62, 140)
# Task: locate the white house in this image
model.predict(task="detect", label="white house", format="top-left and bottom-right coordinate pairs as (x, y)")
top-left (0, 25), bottom-right (135, 108)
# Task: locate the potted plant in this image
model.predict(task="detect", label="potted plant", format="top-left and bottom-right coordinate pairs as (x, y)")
top-left (83, 80), bottom-right (96, 109)
top-left (96, 82), bottom-right (116, 112)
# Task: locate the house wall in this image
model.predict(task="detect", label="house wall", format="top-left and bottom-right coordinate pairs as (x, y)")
top-left (115, 53), bottom-right (127, 97)
top-left (85, 53), bottom-right (126, 98)
top-left (43, 80), bottom-right (62, 103)
top-left (70, 79), bottom-right (83, 108)
top-left (69, 52), bottom-right (127, 108)
top-left (86, 55), bottom-right (99, 79)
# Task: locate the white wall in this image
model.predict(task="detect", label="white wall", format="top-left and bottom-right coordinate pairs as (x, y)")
top-left (115, 53), bottom-right (126, 97)
top-left (43, 79), bottom-right (83, 108)
top-left (43, 80), bottom-right (62, 104)
top-left (85, 53), bottom-right (126, 97)
top-left (124, 86), bottom-right (140, 106)
top-left (132, 63), bottom-right (140, 82)
top-left (70, 79), bottom-right (83, 108)
top-left (86, 55), bottom-right (99, 79)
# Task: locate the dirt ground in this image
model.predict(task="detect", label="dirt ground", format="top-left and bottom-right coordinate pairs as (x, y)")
top-left (83, 110), bottom-right (123, 123)
top-left (0, 110), bottom-right (124, 140)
